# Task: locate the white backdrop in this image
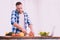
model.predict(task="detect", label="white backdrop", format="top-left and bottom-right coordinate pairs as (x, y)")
top-left (0, 0), bottom-right (60, 36)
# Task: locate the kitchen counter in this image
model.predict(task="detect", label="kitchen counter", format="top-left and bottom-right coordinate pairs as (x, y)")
top-left (0, 36), bottom-right (60, 40)
top-left (0, 36), bottom-right (60, 39)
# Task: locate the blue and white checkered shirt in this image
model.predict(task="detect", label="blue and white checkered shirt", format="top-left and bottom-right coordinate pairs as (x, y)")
top-left (11, 10), bottom-right (31, 33)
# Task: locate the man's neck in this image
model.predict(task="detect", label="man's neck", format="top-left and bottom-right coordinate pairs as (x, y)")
top-left (16, 9), bottom-right (23, 14)
top-left (19, 12), bottom-right (23, 14)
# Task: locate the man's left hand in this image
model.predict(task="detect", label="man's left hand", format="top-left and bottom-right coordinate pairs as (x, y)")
top-left (29, 31), bottom-right (34, 37)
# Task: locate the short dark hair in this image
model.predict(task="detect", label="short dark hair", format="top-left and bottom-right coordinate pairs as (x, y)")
top-left (16, 2), bottom-right (22, 6)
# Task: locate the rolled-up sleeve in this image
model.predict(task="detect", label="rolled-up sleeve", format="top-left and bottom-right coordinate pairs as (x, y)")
top-left (11, 10), bottom-right (16, 25)
top-left (27, 14), bottom-right (32, 25)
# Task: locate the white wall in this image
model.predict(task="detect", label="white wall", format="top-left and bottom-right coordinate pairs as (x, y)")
top-left (38, 0), bottom-right (60, 36)
top-left (0, 0), bottom-right (60, 36)
top-left (0, 0), bottom-right (11, 36)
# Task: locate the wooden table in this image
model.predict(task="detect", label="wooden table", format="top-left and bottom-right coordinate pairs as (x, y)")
top-left (0, 36), bottom-right (60, 40)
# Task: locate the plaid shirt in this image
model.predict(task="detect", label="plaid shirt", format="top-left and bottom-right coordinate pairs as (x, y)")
top-left (11, 10), bottom-right (31, 33)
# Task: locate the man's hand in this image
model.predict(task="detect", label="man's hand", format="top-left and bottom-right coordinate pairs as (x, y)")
top-left (29, 31), bottom-right (34, 37)
top-left (21, 28), bottom-right (27, 35)
top-left (28, 24), bottom-right (34, 37)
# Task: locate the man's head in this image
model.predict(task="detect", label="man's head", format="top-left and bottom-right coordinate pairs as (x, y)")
top-left (16, 2), bottom-right (23, 13)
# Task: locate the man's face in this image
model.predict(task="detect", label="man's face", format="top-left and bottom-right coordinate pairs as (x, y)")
top-left (16, 4), bottom-right (23, 13)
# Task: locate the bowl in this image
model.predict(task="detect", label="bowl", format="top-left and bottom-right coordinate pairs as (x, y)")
top-left (39, 32), bottom-right (49, 36)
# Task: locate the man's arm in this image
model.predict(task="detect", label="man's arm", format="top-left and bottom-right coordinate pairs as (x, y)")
top-left (13, 22), bottom-right (27, 33)
top-left (28, 24), bottom-right (34, 36)
top-left (27, 13), bottom-right (33, 32)
top-left (28, 24), bottom-right (33, 32)
top-left (13, 22), bottom-right (23, 30)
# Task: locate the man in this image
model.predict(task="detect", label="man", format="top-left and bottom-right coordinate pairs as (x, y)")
top-left (11, 2), bottom-right (34, 35)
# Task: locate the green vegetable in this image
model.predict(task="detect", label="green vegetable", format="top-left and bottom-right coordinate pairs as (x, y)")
top-left (5, 32), bottom-right (14, 36)
top-left (39, 32), bottom-right (49, 36)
